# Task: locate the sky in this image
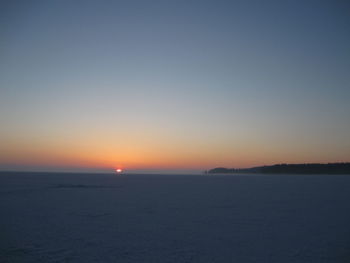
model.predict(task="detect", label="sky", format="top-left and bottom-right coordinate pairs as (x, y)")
top-left (1, 0), bottom-right (350, 173)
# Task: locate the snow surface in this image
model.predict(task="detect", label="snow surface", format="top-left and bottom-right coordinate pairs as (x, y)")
top-left (1, 172), bottom-right (350, 262)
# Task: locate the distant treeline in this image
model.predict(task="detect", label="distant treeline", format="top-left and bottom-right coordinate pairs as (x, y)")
top-left (207, 163), bottom-right (350, 174)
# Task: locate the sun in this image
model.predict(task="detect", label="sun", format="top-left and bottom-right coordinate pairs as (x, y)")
top-left (115, 168), bottom-right (123, 173)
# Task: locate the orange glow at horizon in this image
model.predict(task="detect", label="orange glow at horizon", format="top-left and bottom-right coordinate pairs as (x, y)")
top-left (1, 128), bottom-right (349, 171)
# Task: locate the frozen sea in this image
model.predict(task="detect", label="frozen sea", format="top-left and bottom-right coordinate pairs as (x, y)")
top-left (1, 172), bottom-right (350, 263)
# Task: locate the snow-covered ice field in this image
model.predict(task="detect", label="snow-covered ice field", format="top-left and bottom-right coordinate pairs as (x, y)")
top-left (1, 172), bottom-right (350, 262)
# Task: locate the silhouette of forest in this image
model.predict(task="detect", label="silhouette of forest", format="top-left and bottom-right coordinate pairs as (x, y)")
top-left (208, 163), bottom-right (350, 174)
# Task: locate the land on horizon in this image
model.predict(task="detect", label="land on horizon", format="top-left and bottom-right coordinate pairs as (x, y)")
top-left (208, 162), bottom-right (350, 174)
top-left (2, 163), bottom-right (350, 175)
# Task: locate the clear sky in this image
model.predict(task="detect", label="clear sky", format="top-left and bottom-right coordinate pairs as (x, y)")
top-left (1, 0), bottom-right (350, 173)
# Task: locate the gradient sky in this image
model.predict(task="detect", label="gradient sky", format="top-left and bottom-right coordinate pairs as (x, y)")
top-left (1, 0), bottom-right (350, 173)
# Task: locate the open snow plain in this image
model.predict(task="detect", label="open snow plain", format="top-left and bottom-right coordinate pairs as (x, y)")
top-left (1, 172), bottom-right (350, 262)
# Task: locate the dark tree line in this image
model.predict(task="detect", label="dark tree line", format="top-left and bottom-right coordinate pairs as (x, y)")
top-left (208, 163), bottom-right (350, 174)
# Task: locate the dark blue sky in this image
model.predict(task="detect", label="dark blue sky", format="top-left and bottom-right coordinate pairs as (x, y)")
top-left (1, 0), bottom-right (350, 172)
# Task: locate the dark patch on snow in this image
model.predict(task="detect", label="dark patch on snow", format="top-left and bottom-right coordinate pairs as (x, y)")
top-left (51, 184), bottom-right (119, 189)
